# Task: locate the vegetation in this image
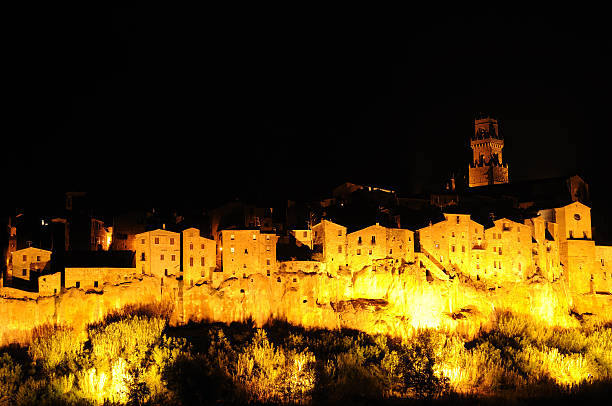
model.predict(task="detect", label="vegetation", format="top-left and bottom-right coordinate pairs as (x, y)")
top-left (0, 307), bottom-right (611, 405)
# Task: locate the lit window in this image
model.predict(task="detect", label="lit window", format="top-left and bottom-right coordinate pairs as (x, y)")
top-left (266, 235), bottom-right (270, 241)
top-left (253, 234), bottom-right (257, 240)
top-left (266, 245), bottom-right (270, 252)
top-left (230, 247), bottom-right (235, 253)
top-left (230, 234), bottom-right (235, 240)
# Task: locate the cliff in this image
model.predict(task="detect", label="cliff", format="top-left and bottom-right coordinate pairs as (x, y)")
top-left (1, 260), bottom-right (611, 346)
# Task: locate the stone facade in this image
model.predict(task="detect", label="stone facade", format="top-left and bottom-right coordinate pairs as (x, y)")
top-left (9, 247), bottom-right (52, 281)
top-left (216, 229), bottom-right (278, 284)
top-left (135, 229), bottom-right (181, 278)
top-left (182, 228), bottom-right (216, 287)
top-left (312, 220), bottom-right (347, 272)
top-left (346, 224), bottom-right (414, 271)
top-left (65, 267), bottom-right (137, 290)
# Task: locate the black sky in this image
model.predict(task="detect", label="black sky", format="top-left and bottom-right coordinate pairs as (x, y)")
top-left (5, 6), bottom-right (612, 212)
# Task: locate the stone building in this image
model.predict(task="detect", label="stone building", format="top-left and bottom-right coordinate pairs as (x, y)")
top-left (215, 229), bottom-right (278, 285)
top-left (182, 227), bottom-right (216, 287)
top-left (416, 213), bottom-right (485, 278)
top-left (468, 115), bottom-right (509, 187)
top-left (312, 220), bottom-right (347, 272)
top-left (135, 228), bottom-right (181, 278)
top-left (63, 250), bottom-right (136, 291)
top-left (346, 223), bottom-right (414, 271)
top-left (484, 218), bottom-right (533, 282)
top-left (9, 247), bottom-right (52, 281)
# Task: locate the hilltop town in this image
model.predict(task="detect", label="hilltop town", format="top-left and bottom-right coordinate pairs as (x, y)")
top-left (1, 116), bottom-right (610, 344)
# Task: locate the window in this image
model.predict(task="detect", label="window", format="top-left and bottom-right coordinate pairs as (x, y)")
top-left (22, 255), bottom-right (27, 261)
top-left (244, 248), bottom-right (248, 254)
top-left (358, 236), bottom-right (362, 245)
top-left (171, 255), bottom-right (176, 261)
top-left (369, 249), bottom-right (372, 255)
top-left (141, 239), bottom-right (145, 244)
top-left (371, 236), bottom-right (376, 245)
top-left (230, 234), bottom-right (235, 240)
top-left (36, 256), bottom-right (41, 262)
top-left (277, 277), bottom-right (281, 282)
top-left (230, 247), bottom-right (235, 253)
top-left (170, 238), bottom-right (174, 245)
top-left (266, 259), bottom-right (271, 265)
top-left (303, 231), bottom-right (308, 238)
top-left (456, 216), bottom-right (460, 224)
top-left (190, 243), bottom-right (193, 250)
top-left (574, 213), bottom-right (581, 220)
top-left (76, 281), bottom-right (80, 288)
top-left (462, 246), bottom-right (465, 253)
top-left (389, 249), bottom-right (393, 254)
top-left (161, 254), bottom-right (165, 260)
top-left (266, 235), bottom-right (270, 241)
top-left (190, 257), bottom-right (194, 267)
top-left (155, 237), bottom-right (159, 244)
top-left (201, 257), bottom-right (205, 266)
top-left (451, 245), bottom-right (456, 253)
top-left (451, 232), bottom-right (455, 237)
top-left (293, 278), bottom-right (297, 283)
top-left (338, 245), bottom-right (342, 254)
top-left (201, 243), bottom-right (205, 249)
top-left (338, 230), bottom-right (342, 236)
top-left (94, 281), bottom-right (98, 288)
top-left (266, 245), bottom-right (270, 252)
top-left (267, 270), bottom-right (271, 276)
top-left (601, 258), bottom-right (605, 267)
top-left (252, 234), bottom-right (257, 240)
top-left (22, 269), bottom-right (27, 276)
top-left (357, 249), bottom-right (361, 255)
top-left (141, 253), bottom-right (145, 261)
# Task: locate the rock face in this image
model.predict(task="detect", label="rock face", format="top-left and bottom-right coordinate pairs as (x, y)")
top-left (1, 261), bottom-right (611, 346)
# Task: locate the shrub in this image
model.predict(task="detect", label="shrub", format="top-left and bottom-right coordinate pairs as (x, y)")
top-left (28, 324), bottom-right (83, 372)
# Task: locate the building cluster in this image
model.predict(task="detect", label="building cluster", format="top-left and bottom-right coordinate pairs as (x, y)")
top-left (2, 198), bottom-right (611, 299)
top-left (1, 116), bottom-right (610, 299)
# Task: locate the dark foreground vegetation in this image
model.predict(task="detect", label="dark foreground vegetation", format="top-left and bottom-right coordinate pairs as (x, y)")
top-left (1, 304), bottom-right (611, 405)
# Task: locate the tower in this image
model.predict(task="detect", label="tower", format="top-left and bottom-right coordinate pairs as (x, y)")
top-left (468, 114), bottom-right (509, 187)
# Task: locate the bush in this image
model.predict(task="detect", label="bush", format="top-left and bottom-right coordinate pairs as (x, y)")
top-left (28, 324), bottom-right (83, 372)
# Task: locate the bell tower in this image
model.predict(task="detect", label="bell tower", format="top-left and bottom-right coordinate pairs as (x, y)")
top-left (468, 114), bottom-right (509, 187)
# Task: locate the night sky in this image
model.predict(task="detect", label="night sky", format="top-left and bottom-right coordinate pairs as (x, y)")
top-left (5, 6), bottom-right (612, 213)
